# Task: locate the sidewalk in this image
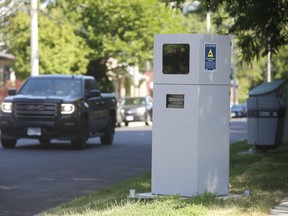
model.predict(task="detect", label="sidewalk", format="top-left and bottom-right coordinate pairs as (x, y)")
top-left (269, 197), bottom-right (288, 215)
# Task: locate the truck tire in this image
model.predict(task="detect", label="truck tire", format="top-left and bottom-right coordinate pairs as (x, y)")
top-left (71, 117), bottom-right (89, 149)
top-left (100, 116), bottom-right (115, 145)
top-left (1, 138), bottom-right (17, 148)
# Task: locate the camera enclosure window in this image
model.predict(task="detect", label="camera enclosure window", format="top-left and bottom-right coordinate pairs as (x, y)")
top-left (162, 44), bottom-right (190, 75)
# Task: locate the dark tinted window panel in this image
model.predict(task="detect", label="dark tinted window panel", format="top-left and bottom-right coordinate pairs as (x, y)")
top-left (166, 94), bottom-right (184, 109)
top-left (162, 44), bottom-right (190, 74)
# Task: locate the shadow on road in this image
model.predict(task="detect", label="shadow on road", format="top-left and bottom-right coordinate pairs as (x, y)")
top-left (4, 140), bottom-right (105, 151)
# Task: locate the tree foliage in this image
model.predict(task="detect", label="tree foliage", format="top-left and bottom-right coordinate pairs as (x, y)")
top-left (162, 0), bottom-right (288, 63)
top-left (3, 11), bottom-right (31, 79)
top-left (38, 7), bottom-right (90, 75)
top-left (1, 0), bottom-right (189, 89)
top-left (2, 0), bottom-right (287, 96)
top-left (273, 45), bottom-right (288, 80)
top-left (48, 0), bottom-right (189, 91)
top-left (54, 0), bottom-right (188, 65)
top-left (212, 0), bottom-right (288, 63)
top-left (1, 2), bottom-right (90, 79)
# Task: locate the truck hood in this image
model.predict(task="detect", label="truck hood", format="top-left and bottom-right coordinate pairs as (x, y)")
top-left (3, 94), bottom-right (79, 103)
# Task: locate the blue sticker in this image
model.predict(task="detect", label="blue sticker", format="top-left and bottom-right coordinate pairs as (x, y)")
top-left (205, 44), bottom-right (216, 72)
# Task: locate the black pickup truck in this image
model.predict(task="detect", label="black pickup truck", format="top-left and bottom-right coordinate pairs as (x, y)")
top-left (0, 74), bottom-right (117, 149)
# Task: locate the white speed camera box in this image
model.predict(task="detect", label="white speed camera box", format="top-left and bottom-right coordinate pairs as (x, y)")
top-left (152, 34), bottom-right (230, 197)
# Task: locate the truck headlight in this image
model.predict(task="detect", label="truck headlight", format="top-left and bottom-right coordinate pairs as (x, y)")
top-left (61, 104), bottom-right (75, 114)
top-left (1, 102), bottom-right (12, 113)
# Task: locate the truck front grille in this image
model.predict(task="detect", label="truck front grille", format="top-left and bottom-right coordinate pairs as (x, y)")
top-left (14, 103), bottom-right (58, 119)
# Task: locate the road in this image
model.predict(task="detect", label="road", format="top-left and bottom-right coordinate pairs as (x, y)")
top-left (230, 118), bottom-right (247, 144)
top-left (0, 119), bottom-right (247, 216)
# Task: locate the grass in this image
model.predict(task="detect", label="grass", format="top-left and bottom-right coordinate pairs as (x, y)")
top-left (41, 141), bottom-right (288, 216)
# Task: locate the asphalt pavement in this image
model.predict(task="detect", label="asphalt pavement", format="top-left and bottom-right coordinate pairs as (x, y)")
top-left (0, 124), bottom-right (152, 216)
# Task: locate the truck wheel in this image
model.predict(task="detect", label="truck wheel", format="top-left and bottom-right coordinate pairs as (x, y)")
top-left (71, 118), bottom-right (89, 149)
top-left (1, 138), bottom-right (17, 149)
top-left (100, 116), bottom-right (115, 145)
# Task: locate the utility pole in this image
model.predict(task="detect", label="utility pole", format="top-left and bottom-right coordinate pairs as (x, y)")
top-left (231, 35), bottom-right (237, 105)
top-left (267, 46), bottom-right (271, 82)
top-left (30, 0), bottom-right (39, 76)
top-left (206, 10), bottom-right (211, 33)
top-left (206, 0), bottom-right (211, 33)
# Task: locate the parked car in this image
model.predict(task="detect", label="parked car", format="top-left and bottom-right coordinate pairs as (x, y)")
top-left (120, 96), bottom-right (153, 126)
top-left (230, 104), bottom-right (247, 118)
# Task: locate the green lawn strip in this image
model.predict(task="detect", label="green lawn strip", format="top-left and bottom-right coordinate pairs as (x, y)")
top-left (41, 141), bottom-right (288, 216)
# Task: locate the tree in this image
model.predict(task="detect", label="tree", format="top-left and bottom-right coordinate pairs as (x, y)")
top-left (167, 0), bottom-right (287, 101)
top-left (77, 0), bottom-right (187, 64)
top-left (273, 45), bottom-right (288, 80)
top-left (161, 0), bottom-right (288, 63)
top-left (50, 0), bottom-right (189, 92)
top-left (38, 7), bottom-right (91, 75)
top-left (1, 2), bottom-right (91, 79)
top-left (212, 0), bottom-right (288, 63)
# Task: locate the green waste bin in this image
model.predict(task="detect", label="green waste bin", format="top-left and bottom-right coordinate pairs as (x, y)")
top-left (247, 80), bottom-right (286, 148)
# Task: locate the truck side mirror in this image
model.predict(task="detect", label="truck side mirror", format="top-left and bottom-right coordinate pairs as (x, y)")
top-left (87, 89), bottom-right (101, 98)
top-left (8, 88), bottom-right (16, 96)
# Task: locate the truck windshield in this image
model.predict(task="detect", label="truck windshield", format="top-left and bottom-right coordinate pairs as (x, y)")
top-left (19, 78), bottom-right (81, 97)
